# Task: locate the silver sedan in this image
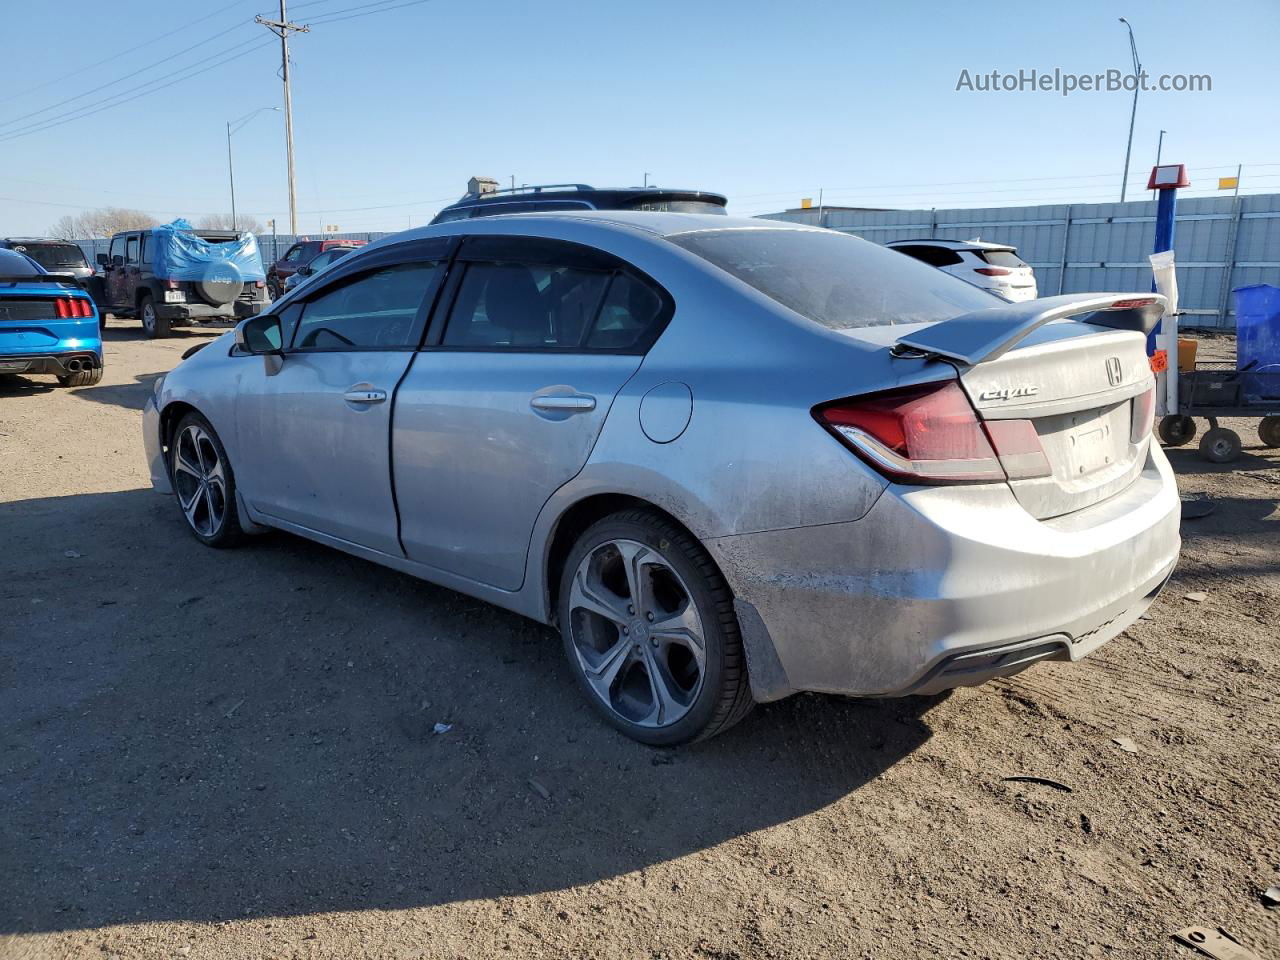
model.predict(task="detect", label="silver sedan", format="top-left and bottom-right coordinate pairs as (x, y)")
top-left (142, 212), bottom-right (1181, 745)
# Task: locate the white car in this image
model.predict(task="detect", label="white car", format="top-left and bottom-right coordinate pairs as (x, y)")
top-left (887, 239), bottom-right (1038, 302)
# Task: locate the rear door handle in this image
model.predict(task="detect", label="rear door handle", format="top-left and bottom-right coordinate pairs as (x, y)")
top-left (343, 387), bottom-right (387, 404)
top-left (531, 394), bottom-right (596, 413)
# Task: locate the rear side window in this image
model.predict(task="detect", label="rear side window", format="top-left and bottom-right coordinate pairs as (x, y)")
top-left (292, 261), bottom-right (440, 350)
top-left (586, 274), bottom-right (664, 349)
top-left (443, 262), bottom-right (610, 348)
top-left (670, 229), bottom-right (998, 329)
top-left (125, 235), bottom-right (139, 263)
top-left (976, 250), bottom-right (1028, 268)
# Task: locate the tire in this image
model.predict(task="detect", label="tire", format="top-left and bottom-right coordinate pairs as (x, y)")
top-left (56, 364), bottom-right (103, 387)
top-left (1157, 415), bottom-right (1197, 447)
top-left (139, 294), bottom-right (170, 338)
top-left (1198, 427), bottom-right (1242, 464)
top-left (558, 509), bottom-right (753, 746)
top-left (1259, 416), bottom-right (1280, 448)
top-left (169, 412), bottom-right (244, 548)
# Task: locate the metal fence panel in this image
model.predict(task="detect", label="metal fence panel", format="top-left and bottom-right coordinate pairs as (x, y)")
top-left (759, 192), bottom-right (1280, 329)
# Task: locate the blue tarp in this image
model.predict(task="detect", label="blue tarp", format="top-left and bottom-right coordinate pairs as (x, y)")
top-left (151, 219), bottom-right (266, 282)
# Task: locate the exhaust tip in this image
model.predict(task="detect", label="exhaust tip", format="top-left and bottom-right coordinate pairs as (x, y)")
top-left (66, 359), bottom-right (81, 372)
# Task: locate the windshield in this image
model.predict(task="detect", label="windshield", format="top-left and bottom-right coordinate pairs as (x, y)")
top-left (628, 200), bottom-right (727, 214)
top-left (11, 243), bottom-right (87, 270)
top-left (669, 228), bottom-right (1000, 329)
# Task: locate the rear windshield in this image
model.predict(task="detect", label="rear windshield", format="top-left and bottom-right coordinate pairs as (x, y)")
top-left (10, 242), bottom-right (87, 270)
top-left (0, 248), bottom-right (43, 276)
top-left (976, 250), bottom-right (1027, 268)
top-left (669, 228), bottom-right (999, 329)
top-left (627, 200), bottom-right (727, 214)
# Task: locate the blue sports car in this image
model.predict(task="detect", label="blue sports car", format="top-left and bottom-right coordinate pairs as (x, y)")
top-left (0, 246), bottom-right (102, 386)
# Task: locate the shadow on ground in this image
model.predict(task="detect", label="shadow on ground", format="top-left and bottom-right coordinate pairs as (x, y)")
top-left (0, 490), bottom-right (937, 934)
top-left (71, 372), bottom-right (168, 411)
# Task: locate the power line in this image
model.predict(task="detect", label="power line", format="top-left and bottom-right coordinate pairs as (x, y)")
top-left (308, 0), bottom-right (439, 27)
top-left (0, 38), bottom-right (275, 144)
top-left (0, 20), bottom-right (254, 131)
top-left (0, 0), bottom-right (250, 107)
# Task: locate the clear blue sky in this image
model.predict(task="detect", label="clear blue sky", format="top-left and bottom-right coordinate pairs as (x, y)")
top-left (1, 0), bottom-right (1276, 235)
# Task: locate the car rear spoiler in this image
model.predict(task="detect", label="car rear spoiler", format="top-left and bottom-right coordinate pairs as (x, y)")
top-left (0, 273), bottom-right (82, 285)
top-left (894, 293), bottom-right (1167, 366)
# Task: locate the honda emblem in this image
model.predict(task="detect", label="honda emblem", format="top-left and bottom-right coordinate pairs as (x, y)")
top-left (1105, 356), bottom-right (1123, 386)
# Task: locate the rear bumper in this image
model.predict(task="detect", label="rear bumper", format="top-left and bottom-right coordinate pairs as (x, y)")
top-left (0, 349), bottom-right (102, 376)
top-left (156, 300), bottom-right (264, 321)
top-left (706, 443), bottom-right (1181, 700)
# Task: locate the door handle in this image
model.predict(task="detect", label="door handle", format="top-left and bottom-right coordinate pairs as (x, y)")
top-left (343, 387), bottom-right (387, 404)
top-left (530, 394), bottom-right (596, 413)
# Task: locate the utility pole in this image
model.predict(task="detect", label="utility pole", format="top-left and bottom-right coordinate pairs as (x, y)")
top-left (1118, 17), bottom-right (1142, 203)
top-left (256, 2), bottom-right (309, 234)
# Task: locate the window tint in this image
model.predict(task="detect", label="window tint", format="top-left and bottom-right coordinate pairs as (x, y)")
top-left (671, 229), bottom-right (998, 330)
top-left (977, 250), bottom-right (1027, 268)
top-left (282, 244), bottom-right (303, 263)
top-left (12, 243), bottom-right (87, 270)
top-left (125, 235), bottom-right (139, 263)
top-left (443, 261), bottom-right (610, 349)
top-left (0, 248), bottom-right (42, 276)
top-left (892, 245), bottom-right (962, 267)
top-left (586, 273), bottom-right (664, 349)
top-left (292, 261), bottom-right (439, 350)
top-left (275, 303), bottom-right (304, 347)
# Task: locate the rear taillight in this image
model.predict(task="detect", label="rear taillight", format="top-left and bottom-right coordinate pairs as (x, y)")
top-left (815, 381), bottom-right (1050, 485)
top-left (53, 296), bottom-right (92, 318)
top-left (165, 278), bottom-right (181, 290)
top-left (974, 267), bottom-right (1012, 277)
top-left (254, 280), bottom-right (265, 288)
top-left (1130, 385), bottom-right (1156, 442)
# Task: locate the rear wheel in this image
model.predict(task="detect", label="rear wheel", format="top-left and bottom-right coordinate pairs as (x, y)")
top-left (1199, 427), bottom-right (1242, 463)
top-left (140, 294), bottom-right (170, 338)
top-left (558, 509), bottom-right (753, 746)
top-left (169, 412), bottom-right (244, 547)
top-left (1157, 415), bottom-right (1197, 447)
top-left (1259, 416), bottom-right (1280, 448)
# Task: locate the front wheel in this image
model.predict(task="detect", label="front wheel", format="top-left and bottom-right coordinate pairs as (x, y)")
top-left (558, 509), bottom-right (753, 746)
top-left (169, 412), bottom-right (244, 547)
top-left (140, 294), bottom-right (171, 338)
top-left (1199, 427), bottom-right (1242, 464)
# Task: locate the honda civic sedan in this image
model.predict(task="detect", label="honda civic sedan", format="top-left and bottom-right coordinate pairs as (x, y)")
top-left (142, 212), bottom-right (1180, 745)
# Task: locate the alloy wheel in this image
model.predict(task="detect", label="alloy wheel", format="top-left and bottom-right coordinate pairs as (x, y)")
top-left (567, 538), bottom-right (706, 728)
top-left (172, 424), bottom-right (228, 538)
top-left (141, 302), bottom-right (156, 336)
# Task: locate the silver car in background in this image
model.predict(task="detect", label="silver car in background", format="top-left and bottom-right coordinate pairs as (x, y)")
top-left (142, 212), bottom-right (1180, 745)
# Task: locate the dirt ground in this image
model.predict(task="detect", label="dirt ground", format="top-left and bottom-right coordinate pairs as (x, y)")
top-left (1, 322), bottom-right (1277, 960)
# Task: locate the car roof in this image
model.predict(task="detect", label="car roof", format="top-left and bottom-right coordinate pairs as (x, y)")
top-left (3, 237), bottom-right (78, 244)
top-left (401, 210), bottom-right (818, 243)
top-left (886, 238), bottom-right (1016, 252)
top-left (439, 185), bottom-right (727, 211)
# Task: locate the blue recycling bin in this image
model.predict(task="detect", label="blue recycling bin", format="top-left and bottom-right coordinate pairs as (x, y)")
top-left (1233, 283), bottom-right (1280, 400)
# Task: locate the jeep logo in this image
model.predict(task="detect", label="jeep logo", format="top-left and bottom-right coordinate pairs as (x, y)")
top-left (978, 385), bottom-right (1039, 402)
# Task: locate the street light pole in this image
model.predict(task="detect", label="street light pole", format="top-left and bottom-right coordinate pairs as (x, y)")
top-left (1118, 17), bottom-right (1142, 203)
top-left (226, 107), bottom-right (280, 232)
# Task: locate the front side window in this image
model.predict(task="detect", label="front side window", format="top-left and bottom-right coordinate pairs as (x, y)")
top-left (670, 228), bottom-right (998, 330)
top-left (292, 261), bottom-right (440, 350)
top-left (443, 261), bottom-right (611, 349)
top-left (282, 244), bottom-right (303, 263)
top-left (109, 235), bottom-right (124, 261)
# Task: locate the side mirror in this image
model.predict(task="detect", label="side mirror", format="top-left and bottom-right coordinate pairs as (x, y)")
top-left (235, 314), bottom-right (283, 355)
top-left (111, 254), bottom-right (124, 267)
top-left (298, 264), bottom-right (312, 276)
top-left (96, 253), bottom-right (109, 266)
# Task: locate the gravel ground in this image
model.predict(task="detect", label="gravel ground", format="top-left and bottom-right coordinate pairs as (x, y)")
top-left (1, 323), bottom-right (1277, 960)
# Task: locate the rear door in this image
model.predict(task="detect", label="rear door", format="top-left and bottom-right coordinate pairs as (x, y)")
top-left (234, 239), bottom-right (451, 554)
top-left (392, 235), bottom-right (670, 589)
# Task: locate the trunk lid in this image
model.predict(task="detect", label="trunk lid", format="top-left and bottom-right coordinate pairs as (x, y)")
top-left (958, 323), bottom-right (1153, 518)
top-left (894, 293), bottom-right (1164, 520)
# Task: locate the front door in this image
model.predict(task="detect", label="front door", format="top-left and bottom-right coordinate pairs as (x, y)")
top-left (104, 234), bottom-right (130, 309)
top-left (234, 251), bottom-right (447, 555)
top-left (392, 237), bottom-right (670, 590)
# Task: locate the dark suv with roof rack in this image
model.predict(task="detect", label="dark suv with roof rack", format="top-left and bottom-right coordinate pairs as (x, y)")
top-left (429, 178), bottom-right (728, 225)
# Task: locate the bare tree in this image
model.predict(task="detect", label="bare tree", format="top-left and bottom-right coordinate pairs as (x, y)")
top-left (196, 213), bottom-right (266, 234)
top-left (46, 207), bottom-right (159, 239)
